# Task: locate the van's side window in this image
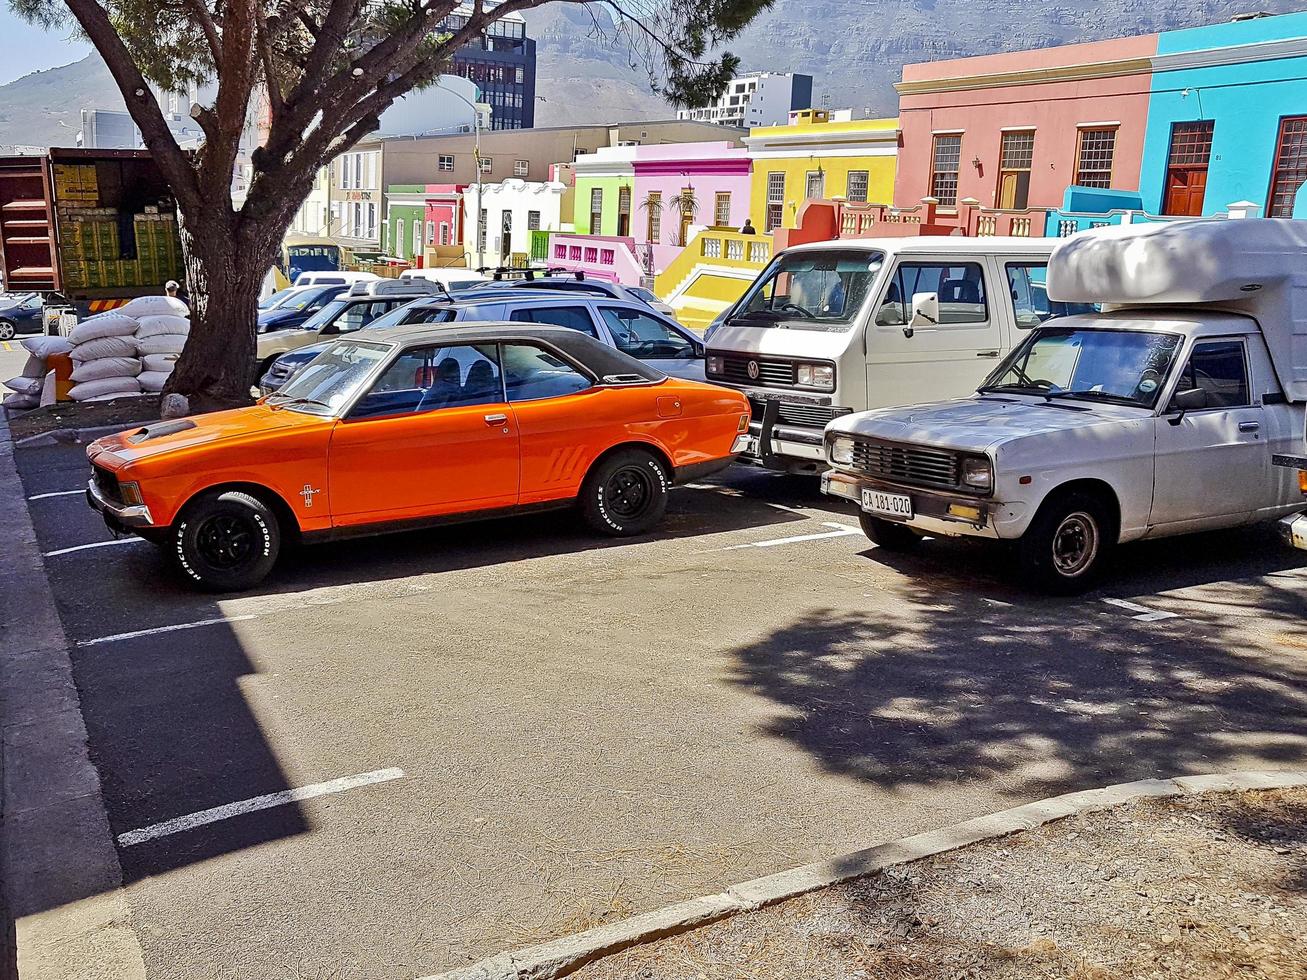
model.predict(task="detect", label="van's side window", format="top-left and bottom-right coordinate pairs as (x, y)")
top-left (876, 263), bottom-right (988, 326)
top-left (1174, 340), bottom-right (1250, 408)
top-left (1005, 262), bottom-right (1098, 329)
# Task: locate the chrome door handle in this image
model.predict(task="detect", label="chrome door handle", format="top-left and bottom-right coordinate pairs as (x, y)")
top-left (484, 413), bottom-right (508, 426)
top-left (1239, 420), bottom-right (1260, 432)
top-left (976, 350), bottom-right (1000, 358)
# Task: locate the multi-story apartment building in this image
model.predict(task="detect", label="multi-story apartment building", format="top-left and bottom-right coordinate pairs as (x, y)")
top-left (677, 72), bottom-right (814, 129)
top-left (437, 5), bottom-right (536, 130)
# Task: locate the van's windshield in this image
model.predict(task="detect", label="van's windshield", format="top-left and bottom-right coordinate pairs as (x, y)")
top-left (731, 249), bottom-right (884, 333)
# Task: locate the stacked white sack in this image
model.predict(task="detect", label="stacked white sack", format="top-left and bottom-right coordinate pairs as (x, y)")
top-left (67, 312), bottom-right (142, 401)
top-left (134, 310), bottom-right (190, 393)
top-left (2, 335), bottom-right (73, 410)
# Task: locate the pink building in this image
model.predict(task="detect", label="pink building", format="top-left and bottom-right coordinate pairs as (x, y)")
top-left (894, 34), bottom-right (1157, 227)
top-left (632, 142), bottom-right (752, 276)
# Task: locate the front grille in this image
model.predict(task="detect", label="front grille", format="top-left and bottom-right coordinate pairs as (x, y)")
top-left (92, 464), bottom-right (120, 502)
top-left (710, 355), bottom-right (798, 387)
top-left (849, 438), bottom-right (962, 490)
top-left (748, 398), bottom-right (851, 429)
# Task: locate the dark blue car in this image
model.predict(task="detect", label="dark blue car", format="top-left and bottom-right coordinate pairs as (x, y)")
top-left (255, 283), bottom-right (349, 333)
top-left (0, 292), bottom-right (45, 340)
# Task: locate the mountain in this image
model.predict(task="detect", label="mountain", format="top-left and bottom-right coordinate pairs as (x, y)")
top-left (528, 0), bottom-right (1304, 125)
top-left (2, 1), bottom-right (1302, 145)
top-left (0, 53), bottom-right (124, 148)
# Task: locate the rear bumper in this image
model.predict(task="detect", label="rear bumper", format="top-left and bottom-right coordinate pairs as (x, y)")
top-left (1280, 512), bottom-right (1307, 551)
top-left (820, 468), bottom-right (1012, 540)
top-left (86, 477), bottom-right (155, 531)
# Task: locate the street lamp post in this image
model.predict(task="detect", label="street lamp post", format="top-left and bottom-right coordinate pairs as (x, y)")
top-left (434, 80), bottom-right (484, 269)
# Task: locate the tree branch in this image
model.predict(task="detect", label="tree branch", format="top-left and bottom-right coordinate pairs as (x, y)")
top-left (254, 4), bottom-right (285, 118)
top-left (185, 0), bottom-right (223, 66)
top-left (57, 0), bottom-right (198, 211)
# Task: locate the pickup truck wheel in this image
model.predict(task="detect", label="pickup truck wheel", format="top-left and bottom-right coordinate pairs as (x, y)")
top-left (1017, 491), bottom-right (1112, 595)
top-left (170, 490), bottom-right (280, 592)
top-left (581, 448), bottom-right (668, 536)
top-left (0, 320), bottom-right (15, 341)
top-left (858, 512), bottom-right (921, 550)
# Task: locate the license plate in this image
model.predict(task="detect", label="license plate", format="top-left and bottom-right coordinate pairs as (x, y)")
top-left (861, 489), bottom-right (913, 520)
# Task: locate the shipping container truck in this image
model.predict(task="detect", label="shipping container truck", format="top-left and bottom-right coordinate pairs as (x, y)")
top-left (0, 148), bottom-right (185, 321)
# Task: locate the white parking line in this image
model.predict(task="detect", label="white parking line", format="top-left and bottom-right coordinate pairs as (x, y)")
top-left (1102, 597), bottom-right (1179, 622)
top-left (81, 615), bottom-right (259, 648)
top-left (116, 767), bottom-right (405, 847)
top-left (43, 538), bottom-right (145, 558)
top-left (707, 522), bottom-right (862, 552)
top-left (28, 488), bottom-right (86, 500)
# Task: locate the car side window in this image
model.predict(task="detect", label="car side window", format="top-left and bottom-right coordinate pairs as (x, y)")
top-left (1174, 340), bottom-right (1250, 409)
top-left (501, 343), bottom-right (592, 402)
top-left (1005, 262), bottom-right (1097, 329)
top-left (875, 262), bottom-right (988, 326)
top-left (349, 344), bottom-right (503, 420)
top-left (598, 307), bottom-right (695, 359)
top-left (508, 306), bottom-right (599, 336)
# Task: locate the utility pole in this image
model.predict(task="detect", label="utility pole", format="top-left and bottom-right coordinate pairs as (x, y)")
top-left (435, 79), bottom-right (486, 270)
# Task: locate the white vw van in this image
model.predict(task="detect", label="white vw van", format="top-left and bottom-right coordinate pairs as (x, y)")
top-left (705, 237), bottom-right (1094, 473)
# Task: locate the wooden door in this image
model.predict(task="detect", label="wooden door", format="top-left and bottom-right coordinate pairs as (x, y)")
top-left (1164, 168), bottom-right (1207, 217)
top-left (997, 172), bottom-right (1018, 210)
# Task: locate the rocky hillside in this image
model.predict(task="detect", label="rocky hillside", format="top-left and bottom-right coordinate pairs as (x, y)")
top-left (1, 1), bottom-right (1300, 145)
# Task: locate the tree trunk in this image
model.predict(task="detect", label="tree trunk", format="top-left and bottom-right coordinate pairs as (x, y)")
top-left (165, 213), bottom-right (278, 414)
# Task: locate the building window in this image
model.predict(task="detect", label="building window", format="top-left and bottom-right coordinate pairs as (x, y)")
top-left (929, 134), bottom-right (962, 207)
top-left (805, 170), bottom-right (825, 200)
top-left (646, 191), bottom-right (662, 243)
top-left (425, 220), bottom-right (435, 245)
top-left (997, 130), bottom-right (1035, 209)
top-left (1268, 116), bottom-right (1307, 218)
top-left (513, 159), bottom-right (529, 177)
top-left (395, 218), bottom-right (404, 254)
top-left (714, 192), bottom-right (731, 225)
top-left (527, 210), bottom-right (541, 231)
top-left (366, 203), bottom-right (376, 240)
top-left (440, 222), bottom-right (450, 246)
top-left (439, 155), bottom-right (454, 172)
top-left (479, 156), bottom-right (493, 175)
top-left (413, 221), bottom-right (422, 256)
top-left (617, 185), bottom-right (631, 237)
top-left (478, 208), bottom-right (487, 253)
top-left (1075, 127), bottom-right (1117, 189)
top-left (846, 171), bottom-right (869, 203)
top-left (765, 171), bottom-right (785, 231)
top-left (589, 187), bottom-right (603, 233)
top-left (1162, 120), bottom-right (1214, 217)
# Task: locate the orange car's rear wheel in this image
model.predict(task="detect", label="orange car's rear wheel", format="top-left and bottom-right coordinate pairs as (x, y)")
top-left (581, 448), bottom-right (668, 537)
top-left (171, 489), bottom-right (281, 592)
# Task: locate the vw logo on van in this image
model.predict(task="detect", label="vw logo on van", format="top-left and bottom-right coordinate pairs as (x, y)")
top-left (746, 360), bottom-right (760, 380)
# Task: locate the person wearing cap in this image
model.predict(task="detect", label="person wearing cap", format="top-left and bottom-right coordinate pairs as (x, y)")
top-left (165, 280), bottom-right (180, 297)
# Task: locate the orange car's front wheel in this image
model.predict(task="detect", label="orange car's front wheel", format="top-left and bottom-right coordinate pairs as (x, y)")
top-left (170, 489), bottom-right (281, 592)
top-left (581, 448), bottom-right (669, 537)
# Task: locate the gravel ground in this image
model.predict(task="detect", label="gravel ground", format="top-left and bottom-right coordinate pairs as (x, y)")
top-left (7, 395), bottom-right (158, 439)
top-left (574, 788), bottom-right (1307, 980)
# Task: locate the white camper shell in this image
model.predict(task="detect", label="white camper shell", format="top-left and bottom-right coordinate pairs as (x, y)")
top-left (1047, 219), bottom-right (1307, 402)
top-left (818, 218), bottom-right (1307, 592)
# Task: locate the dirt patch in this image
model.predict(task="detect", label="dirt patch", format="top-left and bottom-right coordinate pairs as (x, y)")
top-left (574, 788), bottom-right (1307, 980)
top-left (7, 396), bottom-right (159, 440)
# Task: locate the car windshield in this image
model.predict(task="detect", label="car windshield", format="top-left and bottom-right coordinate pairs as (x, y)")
top-left (733, 249), bottom-right (884, 332)
top-left (626, 286), bottom-right (658, 304)
top-left (980, 327), bottom-right (1182, 408)
top-left (269, 341), bottom-right (392, 414)
top-left (365, 303), bottom-right (455, 331)
top-left (279, 286), bottom-right (332, 312)
top-left (259, 287), bottom-right (301, 310)
top-left (299, 298), bottom-right (350, 332)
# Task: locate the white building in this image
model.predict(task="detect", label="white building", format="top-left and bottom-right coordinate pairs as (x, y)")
top-left (464, 178), bottom-right (569, 267)
top-left (676, 72), bottom-right (814, 129)
top-left (289, 166), bottom-right (333, 238)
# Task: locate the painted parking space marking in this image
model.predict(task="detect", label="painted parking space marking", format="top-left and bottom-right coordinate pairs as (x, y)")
top-left (2, 342), bottom-right (13, 352)
top-left (28, 488), bottom-right (87, 501)
top-left (116, 767), bottom-right (405, 847)
top-left (705, 522), bottom-right (862, 552)
top-left (44, 538), bottom-right (145, 558)
top-left (81, 614), bottom-right (260, 648)
top-left (1102, 597), bottom-right (1179, 622)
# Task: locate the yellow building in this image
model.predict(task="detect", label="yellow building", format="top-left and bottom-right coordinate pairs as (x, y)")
top-left (744, 112), bottom-right (899, 232)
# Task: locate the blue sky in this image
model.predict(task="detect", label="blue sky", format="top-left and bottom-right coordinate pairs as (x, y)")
top-left (0, 11), bottom-right (90, 86)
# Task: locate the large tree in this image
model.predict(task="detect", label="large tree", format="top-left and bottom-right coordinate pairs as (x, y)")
top-left (11, 0), bottom-right (771, 412)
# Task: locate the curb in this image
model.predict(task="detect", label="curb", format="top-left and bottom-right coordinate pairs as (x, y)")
top-left (427, 770), bottom-right (1307, 980)
top-left (12, 421), bottom-right (158, 449)
top-left (0, 418), bottom-right (147, 979)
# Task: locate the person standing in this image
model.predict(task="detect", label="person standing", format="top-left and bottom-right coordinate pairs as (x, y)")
top-left (740, 218), bottom-right (757, 235)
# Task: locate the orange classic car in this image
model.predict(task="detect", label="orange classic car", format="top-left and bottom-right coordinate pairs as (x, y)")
top-left (87, 323), bottom-right (751, 590)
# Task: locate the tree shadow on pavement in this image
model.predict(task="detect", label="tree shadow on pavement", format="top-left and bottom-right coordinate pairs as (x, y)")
top-left (726, 529), bottom-right (1307, 802)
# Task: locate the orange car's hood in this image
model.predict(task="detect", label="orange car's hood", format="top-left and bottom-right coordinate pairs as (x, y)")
top-left (90, 404), bottom-right (329, 465)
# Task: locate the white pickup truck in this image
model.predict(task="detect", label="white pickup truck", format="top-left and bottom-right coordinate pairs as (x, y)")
top-left (820, 219), bottom-right (1307, 593)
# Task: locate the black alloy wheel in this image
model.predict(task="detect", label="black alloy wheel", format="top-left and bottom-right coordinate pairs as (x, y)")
top-left (171, 489), bottom-right (281, 591)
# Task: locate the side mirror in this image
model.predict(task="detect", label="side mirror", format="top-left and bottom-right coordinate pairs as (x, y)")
top-left (1168, 386), bottom-right (1208, 424)
top-left (905, 291), bottom-right (939, 338)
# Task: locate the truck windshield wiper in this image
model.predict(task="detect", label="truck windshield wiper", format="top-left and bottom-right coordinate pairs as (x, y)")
top-left (977, 383), bottom-right (1042, 395)
top-left (1045, 389), bottom-right (1140, 406)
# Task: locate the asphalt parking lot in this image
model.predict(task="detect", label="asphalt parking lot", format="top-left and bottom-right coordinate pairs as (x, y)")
top-left (11, 436), bottom-right (1307, 979)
